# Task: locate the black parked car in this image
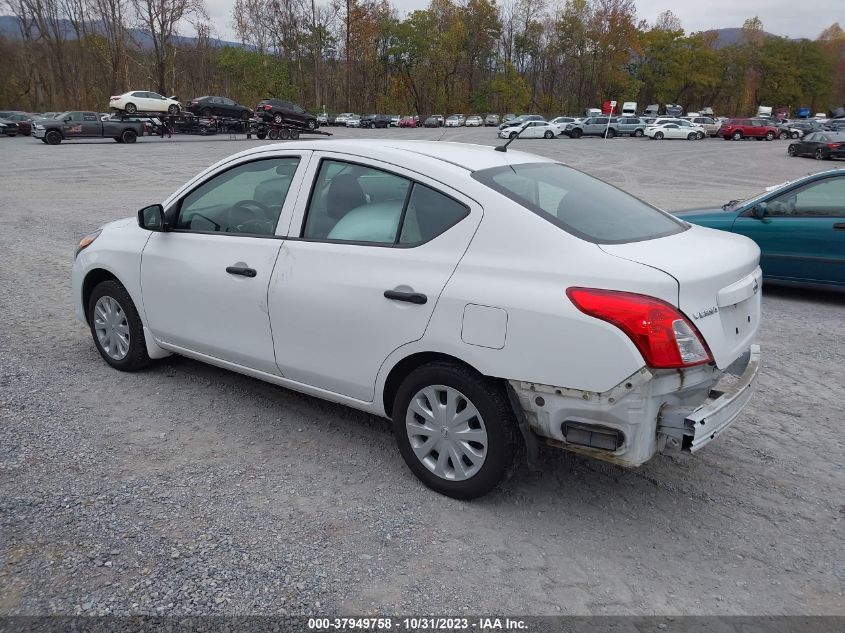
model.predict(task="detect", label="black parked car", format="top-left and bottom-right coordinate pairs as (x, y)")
top-left (0, 111), bottom-right (34, 135)
top-left (360, 114), bottom-right (392, 129)
top-left (787, 131), bottom-right (845, 160)
top-left (187, 96), bottom-right (252, 120)
top-left (255, 99), bottom-right (318, 130)
top-left (0, 118), bottom-right (20, 136)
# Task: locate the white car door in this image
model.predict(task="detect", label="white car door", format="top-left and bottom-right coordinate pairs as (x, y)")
top-left (268, 153), bottom-right (482, 402)
top-left (663, 124), bottom-right (682, 139)
top-left (140, 152), bottom-right (311, 374)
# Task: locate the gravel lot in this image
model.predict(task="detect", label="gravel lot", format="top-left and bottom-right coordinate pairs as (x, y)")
top-left (1, 128), bottom-right (843, 617)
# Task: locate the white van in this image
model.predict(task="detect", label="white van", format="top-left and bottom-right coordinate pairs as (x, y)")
top-left (621, 102), bottom-right (637, 116)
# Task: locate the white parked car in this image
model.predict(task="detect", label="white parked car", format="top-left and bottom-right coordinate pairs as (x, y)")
top-left (498, 121), bottom-right (559, 139)
top-left (109, 91), bottom-right (181, 115)
top-left (549, 116), bottom-right (579, 133)
top-left (72, 140), bottom-right (761, 499)
top-left (646, 122), bottom-right (707, 140)
top-left (465, 115), bottom-right (483, 127)
top-left (345, 115), bottom-right (362, 128)
top-left (334, 113), bottom-right (355, 126)
top-left (445, 115), bottom-right (465, 127)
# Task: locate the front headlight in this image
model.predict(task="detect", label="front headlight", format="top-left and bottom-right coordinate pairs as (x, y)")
top-left (75, 230), bottom-right (102, 258)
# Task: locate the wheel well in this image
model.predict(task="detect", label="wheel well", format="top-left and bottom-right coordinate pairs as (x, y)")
top-left (382, 352), bottom-right (485, 418)
top-left (82, 269), bottom-right (119, 315)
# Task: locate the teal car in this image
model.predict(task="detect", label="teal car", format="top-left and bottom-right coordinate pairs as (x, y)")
top-left (675, 169), bottom-right (845, 290)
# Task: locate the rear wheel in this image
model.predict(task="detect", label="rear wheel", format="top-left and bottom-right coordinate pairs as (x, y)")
top-left (791, 131), bottom-right (800, 139)
top-left (697, 131), bottom-right (705, 139)
top-left (570, 128), bottom-right (582, 139)
top-left (509, 131), bottom-right (517, 139)
top-left (787, 145), bottom-right (797, 156)
top-left (633, 128), bottom-right (644, 137)
top-left (268, 128), bottom-right (279, 140)
top-left (815, 148), bottom-right (827, 160)
top-left (370, 122), bottom-right (376, 129)
top-left (168, 104), bottom-right (179, 115)
top-left (605, 128), bottom-right (615, 138)
top-left (778, 131), bottom-right (788, 140)
top-left (654, 131), bottom-right (664, 140)
top-left (307, 119), bottom-right (317, 130)
top-left (290, 129), bottom-right (300, 139)
top-left (765, 132), bottom-right (775, 141)
top-left (543, 130), bottom-right (553, 139)
top-left (273, 113), bottom-right (284, 125)
top-left (124, 103), bottom-right (137, 114)
top-left (45, 130), bottom-right (62, 145)
top-left (687, 132), bottom-right (697, 140)
top-left (256, 131), bottom-right (267, 140)
top-left (278, 128), bottom-right (290, 140)
top-left (732, 131), bottom-right (743, 141)
top-left (392, 362), bottom-right (518, 499)
top-left (87, 280), bottom-right (150, 372)
top-left (121, 129), bottom-right (137, 144)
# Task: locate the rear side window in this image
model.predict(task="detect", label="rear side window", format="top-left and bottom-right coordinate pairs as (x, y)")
top-left (302, 160), bottom-right (468, 245)
top-left (472, 163), bottom-right (686, 244)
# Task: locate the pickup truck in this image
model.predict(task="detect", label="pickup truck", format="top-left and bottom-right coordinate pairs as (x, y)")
top-left (32, 111), bottom-right (146, 145)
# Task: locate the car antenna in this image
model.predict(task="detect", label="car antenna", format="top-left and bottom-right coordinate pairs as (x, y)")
top-left (495, 125), bottom-right (525, 152)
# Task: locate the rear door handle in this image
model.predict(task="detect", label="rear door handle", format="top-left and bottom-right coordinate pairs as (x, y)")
top-left (834, 223), bottom-right (845, 230)
top-left (226, 266), bottom-right (257, 277)
top-left (384, 290), bottom-right (427, 305)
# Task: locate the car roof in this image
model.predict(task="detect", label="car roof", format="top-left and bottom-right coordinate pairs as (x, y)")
top-left (225, 140), bottom-right (554, 173)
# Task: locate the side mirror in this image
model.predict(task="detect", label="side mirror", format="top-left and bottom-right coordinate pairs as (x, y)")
top-left (751, 202), bottom-right (768, 219)
top-left (63, 115), bottom-right (72, 122)
top-left (138, 204), bottom-right (167, 231)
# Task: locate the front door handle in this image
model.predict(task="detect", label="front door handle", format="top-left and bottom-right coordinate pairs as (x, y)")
top-left (833, 223), bottom-right (845, 230)
top-left (384, 289), bottom-right (427, 305)
top-left (226, 266), bottom-right (257, 277)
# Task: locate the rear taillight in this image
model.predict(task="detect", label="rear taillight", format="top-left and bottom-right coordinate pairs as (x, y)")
top-left (566, 288), bottom-right (713, 369)
top-left (262, 104), bottom-right (272, 111)
top-left (110, 96), bottom-right (119, 100)
top-left (828, 143), bottom-right (841, 149)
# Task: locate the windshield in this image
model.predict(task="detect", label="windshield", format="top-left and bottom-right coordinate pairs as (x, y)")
top-left (472, 163), bottom-right (687, 244)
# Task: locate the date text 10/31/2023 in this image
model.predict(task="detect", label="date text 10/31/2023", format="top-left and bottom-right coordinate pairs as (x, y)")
top-left (307, 617), bottom-right (528, 630)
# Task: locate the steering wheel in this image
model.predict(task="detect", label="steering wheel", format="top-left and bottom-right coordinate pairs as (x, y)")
top-left (226, 199), bottom-right (273, 233)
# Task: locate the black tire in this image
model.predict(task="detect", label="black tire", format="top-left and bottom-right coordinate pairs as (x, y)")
top-left (570, 128), bottom-right (582, 139)
top-left (605, 128), bottom-right (615, 138)
top-left (168, 104), bottom-right (179, 115)
top-left (273, 113), bottom-right (284, 124)
top-left (124, 102), bottom-right (137, 114)
top-left (755, 136), bottom-right (763, 141)
top-left (121, 129), bottom-right (137, 144)
top-left (201, 107), bottom-right (213, 118)
top-left (392, 361), bottom-right (518, 500)
top-left (307, 119), bottom-right (317, 130)
top-left (114, 137), bottom-right (123, 143)
top-left (791, 131), bottom-right (800, 139)
top-left (697, 131), bottom-right (705, 139)
top-left (370, 122), bottom-right (376, 129)
top-left (278, 128), bottom-right (290, 139)
top-left (290, 129), bottom-right (299, 139)
top-left (268, 129), bottom-right (279, 140)
top-left (509, 131), bottom-right (517, 139)
top-left (765, 132), bottom-right (775, 141)
top-left (654, 131), bottom-right (664, 140)
top-left (45, 130), bottom-right (62, 145)
top-left (778, 131), bottom-right (788, 140)
top-left (732, 131), bottom-right (743, 141)
top-left (87, 280), bottom-right (150, 372)
top-left (633, 128), bottom-right (643, 137)
top-left (543, 130), bottom-right (553, 139)
top-left (687, 132), bottom-right (697, 140)
top-left (815, 148), bottom-right (827, 160)
top-left (787, 145), bottom-right (797, 156)
top-left (256, 132), bottom-right (267, 140)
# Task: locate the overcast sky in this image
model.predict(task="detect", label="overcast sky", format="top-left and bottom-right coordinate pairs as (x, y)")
top-left (204, 0), bottom-right (839, 42)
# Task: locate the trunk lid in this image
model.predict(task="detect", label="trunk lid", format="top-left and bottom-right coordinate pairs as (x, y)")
top-left (599, 225), bottom-right (762, 369)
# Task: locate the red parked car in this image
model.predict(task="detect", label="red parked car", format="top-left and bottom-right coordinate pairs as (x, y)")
top-left (719, 118), bottom-right (779, 141)
top-left (399, 115), bottom-right (417, 128)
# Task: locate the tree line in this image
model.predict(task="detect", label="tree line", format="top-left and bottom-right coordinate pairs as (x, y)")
top-left (2, 0), bottom-right (844, 117)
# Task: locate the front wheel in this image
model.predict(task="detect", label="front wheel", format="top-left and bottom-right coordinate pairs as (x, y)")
top-left (45, 130), bottom-right (62, 145)
top-left (543, 130), bottom-right (553, 139)
top-left (569, 129), bottom-right (582, 139)
top-left (633, 129), bottom-right (643, 137)
top-left (815, 148), bottom-right (827, 160)
top-left (124, 102), bottom-right (137, 114)
top-left (168, 104), bottom-right (179, 115)
top-left (273, 113), bottom-right (284, 125)
top-left (509, 131), bottom-right (517, 139)
top-left (654, 131), bottom-right (664, 140)
top-left (732, 131), bottom-right (743, 141)
top-left (87, 280), bottom-right (150, 371)
top-left (787, 145), bottom-right (797, 157)
top-left (393, 362), bottom-right (518, 499)
top-left (307, 119), bottom-right (317, 130)
top-left (121, 129), bottom-right (137, 144)
top-left (687, 132), bottom-right (697, 140)
top-left (778, 131), bottom-right (788, 140)
top-left (765, 132), bottom-right (775, 141)
top-left (605, 128), bottom-right (615, 138)
top-left (791, 131), bottom-right (800, 139)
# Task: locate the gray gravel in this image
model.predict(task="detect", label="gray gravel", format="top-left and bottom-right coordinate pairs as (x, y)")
top-left (0, 128), bottom-right (843, 616)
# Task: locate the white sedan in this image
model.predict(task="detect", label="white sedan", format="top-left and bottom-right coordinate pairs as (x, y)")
top-left (498, 121), bottom-right (558, 139)
top-left (445, 115), bottom-right (465, 127)
top-left (109, 91), bottom-right (181, 115)
top-left (72, 140), bottom-right (761, 499)
top-left (465, 115), bottom-right (483, 127)
top-left (646, 122), bottom-right (707, 140)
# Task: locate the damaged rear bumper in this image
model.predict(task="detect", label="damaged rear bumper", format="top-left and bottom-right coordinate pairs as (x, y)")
top-left (508, 345), bottom-right (760, 467)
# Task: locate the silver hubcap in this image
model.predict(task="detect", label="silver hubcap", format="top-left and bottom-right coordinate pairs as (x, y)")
top-left (405, 385), bottom-right (488, 481)
top-left (93, 296), bottom-right (130, 360)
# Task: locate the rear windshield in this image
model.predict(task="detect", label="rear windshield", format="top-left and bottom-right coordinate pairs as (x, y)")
top-left (472, 163), bottom-right (687, 244)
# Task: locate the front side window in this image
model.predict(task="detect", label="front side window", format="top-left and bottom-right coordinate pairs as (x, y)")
top-left (176, 158), bottom-right (300, 235)
top-left (472, 162), bottom-right (686, 244)
top-left (766, 176), bottom-right (845, 217)
top-left (302, 160), bottom-right (468, 245)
